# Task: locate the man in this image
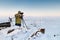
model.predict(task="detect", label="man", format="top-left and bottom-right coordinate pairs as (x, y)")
top-left (15, 11), bottom-right (24, 27)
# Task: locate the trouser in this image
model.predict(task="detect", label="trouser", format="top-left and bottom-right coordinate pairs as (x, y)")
top-left (15, 23), bottom-right (21, 27)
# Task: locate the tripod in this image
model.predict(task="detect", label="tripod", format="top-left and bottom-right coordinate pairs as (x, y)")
top-left (22, 18), bottom-right (30, 30)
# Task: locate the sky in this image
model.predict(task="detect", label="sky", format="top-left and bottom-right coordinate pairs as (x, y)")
top-left (0, 0), bottom-right (60, 17)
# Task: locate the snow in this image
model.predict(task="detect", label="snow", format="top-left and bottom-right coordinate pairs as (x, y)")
top-left (0, 16), bottom-right (60, 40)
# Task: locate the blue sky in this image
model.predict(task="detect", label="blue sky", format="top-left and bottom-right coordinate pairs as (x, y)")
top-left (0, 0), bottom-right (60, 17)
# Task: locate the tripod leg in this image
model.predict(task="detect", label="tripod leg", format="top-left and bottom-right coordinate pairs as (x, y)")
top-left (22, 21), bottom-right (24, 27)
top-left (22, 19), bottom-right (30, 30)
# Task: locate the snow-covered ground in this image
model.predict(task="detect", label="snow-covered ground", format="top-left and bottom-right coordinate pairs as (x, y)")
top-left (0, 16), bottom-right (60, 40)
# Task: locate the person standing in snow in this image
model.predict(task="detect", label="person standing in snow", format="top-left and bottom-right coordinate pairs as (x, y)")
top-left (15, 11), bottom-right (24, 27)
